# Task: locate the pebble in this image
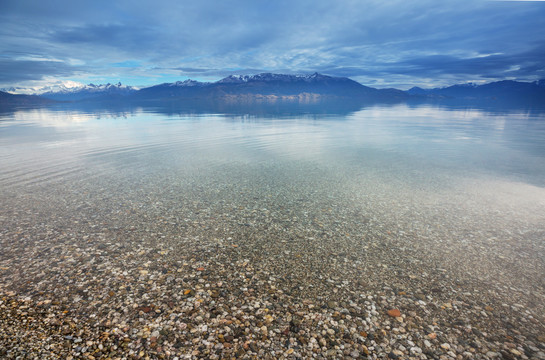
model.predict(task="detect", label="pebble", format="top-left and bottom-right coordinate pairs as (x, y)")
top-left (387, 309), bottom-right (401, 317)
top-left (326, 349), bottom-right (337, 357)
top-left (0, 141), bottom-right (544, 360)
top-left (424, 340), bottom-right (432, 347)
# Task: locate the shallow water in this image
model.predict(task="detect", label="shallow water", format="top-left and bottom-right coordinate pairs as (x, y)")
top-left (1, 103), bottom-right (545, 358)
top-left (2, 103), bottom-right (545, 296)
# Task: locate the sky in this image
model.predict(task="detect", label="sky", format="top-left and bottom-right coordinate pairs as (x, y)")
top-left (1, 0), bottom-right (544, 91)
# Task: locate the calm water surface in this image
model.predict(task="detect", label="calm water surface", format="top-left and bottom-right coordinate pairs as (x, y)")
top-left (2, 104), bottom-right (545, 188)
top-left (1, 103), bottom-right (545, 308)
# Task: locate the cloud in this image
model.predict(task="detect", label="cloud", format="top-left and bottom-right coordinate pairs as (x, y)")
top-left (52, 24), bottom-right (134, 45)
top-left (379, 46), bottom-right (545, 79)
top-left (0, 58), bottom-right (83, 83)
top-left (1, 0), bottom-right (544, 88)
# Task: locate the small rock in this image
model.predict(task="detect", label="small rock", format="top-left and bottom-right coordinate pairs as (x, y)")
top-left (387, 309), bottom-right (401, 317)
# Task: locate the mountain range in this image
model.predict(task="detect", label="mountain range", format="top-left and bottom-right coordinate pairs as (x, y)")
top-left (39, 82), bottom-right (137, 101)
top-left (131, 73), bottom-right (407, 102)
top-left (1, 73), bottom-right (545, 107)
top-left (408, 80), bottom-right (545, 104)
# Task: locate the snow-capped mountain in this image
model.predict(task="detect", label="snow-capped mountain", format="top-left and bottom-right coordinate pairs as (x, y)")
top-left (0, 86), bottom-right (33, 94)
top-left (0, 81), bottom-right (85, 95)
top-left (168, 79), bottom-right (207, 87)
top-left (0, 80), bottom-right (94, 95)
top-left (215, 75), bottom-right (249, 84)
top-left (37, 82), bottom-right (138, 101)
top-left (0, 81), bottom-right (138, 101)
top-left (216, 72), bottom-right (333, 84)
top-left (3, 73), bottom-right (544, 108)
top-left (133, 72), bottom-right (407, 101)
top-left (37, 81), bottom-right (87, 94)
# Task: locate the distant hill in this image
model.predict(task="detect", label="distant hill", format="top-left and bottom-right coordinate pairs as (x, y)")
top-left (407, 79), bottom-right (545, 104)
top-left (134, 73), bottom-right (408, 102)
top-left (0, 91), bottom-right (56, 107)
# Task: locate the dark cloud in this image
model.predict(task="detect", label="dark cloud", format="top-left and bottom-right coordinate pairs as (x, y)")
top-left (0, 58), bottom-right (82, 83)
top-left (378, 46), bottom-right (545, 80)
top-left (50, 24), bottom-right (155, 48)
top-left (1, 0), bottom-right (544, 88)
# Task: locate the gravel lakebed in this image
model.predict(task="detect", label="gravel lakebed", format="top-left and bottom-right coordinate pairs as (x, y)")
top-left (1, 159), bottom-right (544, 360)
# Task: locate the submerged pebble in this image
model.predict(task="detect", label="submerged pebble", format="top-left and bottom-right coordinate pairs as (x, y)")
top-left (1, 112), bottom-right (544, 359)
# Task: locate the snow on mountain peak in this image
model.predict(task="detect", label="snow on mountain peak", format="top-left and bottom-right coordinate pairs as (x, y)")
top-left (61, 80), bottom-right (86, 89)
top-left (217, 75), bottom-right (250, 84)
top-left (171, 79), bottom-right (204, 87)
top-left (37, 81), bottom-right (88, 94)
top-left (216, 73), bottom-right (332, 84)
top-left (0, 80), bottom-right (86, 95)
top-left (1, 74), bottom-right (338, 95)
top-left (1, 81), bottom-right (139, 95)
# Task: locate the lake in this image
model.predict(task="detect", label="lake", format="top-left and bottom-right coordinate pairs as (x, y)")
top-left (1, 103), bottom-right (545, 359)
